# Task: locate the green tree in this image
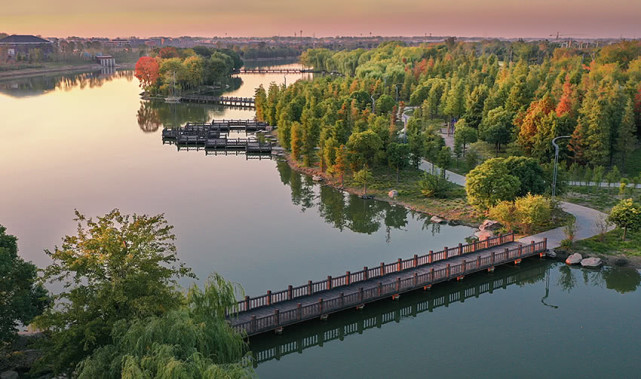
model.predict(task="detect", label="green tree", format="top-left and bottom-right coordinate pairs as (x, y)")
top-left (617, 99), bottom-right (637, 170)
top-left (346, 130), bottom-right (383, 171)
top-left (466, 158), bottom-right (521, 211)
top-left (387, 142), bottom-right (410, 183)
top-left (606, 166), bottom-right (621, 188)
top-left (504, 156), bottom-right (546, 197)
top-left (453, 119), bottom-right (478, 154)
top-left (0, 226), bottom-right (49, 344)
top-left (353, 167), bottom-right (374, 196)
top-left (34, 210), bottom-right (195, 375)
top-left (418, 172), bottom-right (451, 198)
top-left (290, 122), bottom-right (303, 161)
top-left (76, 275), bottom-right (251, 379)
top-left (608, 198), bottom-right (641, 240)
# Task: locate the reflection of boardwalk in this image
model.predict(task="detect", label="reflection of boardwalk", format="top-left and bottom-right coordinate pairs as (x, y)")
top-left (229, 234), bottom-right (548, 337)
top-left (179, 95), bottom-right (255, 107)
top-left (250, 260), bottom-right (548, 365)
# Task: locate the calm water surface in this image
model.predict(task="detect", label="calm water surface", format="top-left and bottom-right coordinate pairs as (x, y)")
top-left (1, 65), bottom-right (640, 378)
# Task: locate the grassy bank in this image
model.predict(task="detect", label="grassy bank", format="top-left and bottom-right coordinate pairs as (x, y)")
top-left (561, 185), bottom-right (641, 213)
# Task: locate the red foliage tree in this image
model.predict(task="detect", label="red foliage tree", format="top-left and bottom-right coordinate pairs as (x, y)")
top-left (556, 74), bottom-right (574, 117)
top-left (158, 47), bottom-right (179, 59)
top-left (134, 57), bottom-right (160, 90)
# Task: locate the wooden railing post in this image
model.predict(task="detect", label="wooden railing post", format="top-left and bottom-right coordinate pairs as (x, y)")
top-left (397, 258), bottom-right (402, 272)
top-left (473, 240), bottom-right (477, 252)
top-left (380, 262), bottom-right (385, 276)
top-left (297, 303), bottom-right (302, 320)
top-left (396, 277), bottom-right (401, 292)
top-left (364, 267), bottom-right (368, 280)
top-left (531, 240), bottom-right (535, 254)
top-left (491, 252), bottom-right (496, 265)
top-left (340, 292), bottom-right (344, 307)
top-left (459, 243), bottom-right (463, 256)
top-left (543, 238), bottom-right (547, 250)
top-left (413, 254), bottom-right (418, 267)
top-left (327, 276), bottom-right (332, 290)
top-left (359, 287), bottom-right (364, 303)
top-left (477, 255), bottom-right (481, 268)
top-left (430, 267), bottom-right (434, 281)
top-left (447, 264), bottom-right (451, 278)
top-left (518, 245), bottom-right (523, 257)
top-left (319, 298), bottom-right (323, 313)
top-left (414, 272), bottom-right (418, 286)
top-left (428, 250), bottom-right (433, 264)
top-left (505, 247), bottom-right (510, 260)
top-left (267, 290), bottom-right (272, 306)
top-left (444, 246), bottom-right (449, 259)
top-left (308, 280), bottom-right (313, 295)
top-left (346, 271), bottom-right (351, 285)
top-left (378, 282), bottom-right (383, 296)
top-left (251, 315), bottom-right (256, 333)
top-left (462, 260), bottom-right (466, 273)
top-left (288, 285), bottom-right (293, 300)
top-left (274, 309), bottom-right (280, 326)
top-left (244, 295), bottom-right (250, 311)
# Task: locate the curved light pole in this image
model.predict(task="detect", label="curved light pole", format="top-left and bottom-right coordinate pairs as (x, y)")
top-left (552, 135), bottom-right (571, 198)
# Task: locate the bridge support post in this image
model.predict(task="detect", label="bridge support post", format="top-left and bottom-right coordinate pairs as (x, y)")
top-left (288, 285), bottom-right (293, 300)
top-left (413, 254), bottom-right (418, 267)
top-left (428, 250), bottom-right (433, 264)
top-left (327, 276), bottom-right (332, 290)
top-left (363, 267), bottom-right (368, 280)
top-left (397, 258), bottom-right (402, 272)
top-left (459, 243), bottom-right (463, 256)
top-left (308, 280), bottom-right (313, 295)
top-left (267, 290), bottom-right (272, 306)
top-left (346, 271), bottom-right (351, 285)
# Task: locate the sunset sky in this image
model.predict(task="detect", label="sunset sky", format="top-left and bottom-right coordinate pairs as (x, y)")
top-left (1, 0), bottom-right (640, 39)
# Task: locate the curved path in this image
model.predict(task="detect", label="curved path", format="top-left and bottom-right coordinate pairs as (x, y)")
top-left (420, 159), bottom-right (613, 249)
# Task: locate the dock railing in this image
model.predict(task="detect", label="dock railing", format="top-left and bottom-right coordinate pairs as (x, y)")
top-left (230, 233), bottom-right (515, 314)
top-left (231, 237), bottom-right (546, 336)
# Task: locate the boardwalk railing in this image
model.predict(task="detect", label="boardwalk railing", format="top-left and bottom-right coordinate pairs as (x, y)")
top-left (180, 95), bottom-right (255, 107)
top-left (231, 237), bottom-right (546, 336)
top-left (230, 233), bottom-right (515, 314)
top-left (251, 261), bottom-right (548, 365)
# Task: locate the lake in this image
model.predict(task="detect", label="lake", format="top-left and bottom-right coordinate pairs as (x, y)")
top-left (1, 63), bottom-right (639, 378)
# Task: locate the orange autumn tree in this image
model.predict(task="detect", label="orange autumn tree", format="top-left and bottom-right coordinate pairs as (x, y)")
top-left (134, 57), bottom-right (160, 91)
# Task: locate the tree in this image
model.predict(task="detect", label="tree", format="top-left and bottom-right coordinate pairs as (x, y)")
top-left (608, 199), bottom-right (641, 240)
top-left (617, 99), bottom-right (637, 170)
top-left (387, 142), bottom-right (410, 183)
top-left (75, 275), bottom-right (251, 379)
top-left (346, 130), bottom-right (383, 171)
top-left (34, 210), bottom-right (195, 375)
top-left (330, 144), bottom-right (348, 186)
top-left (453, 119), bottom-right (477, 154)
top-left (290, 122), bottom-right (303, 161)
top-left (353, 167), bottom-right (373, 196)
top-left (504, 156), bottom-right (546, 197)
top-left (134, 57), bottom-right (160, 91)
top-left (466, 158), bottom-right (521, 211)
top-left (0, 226), bottom-right (49, 344)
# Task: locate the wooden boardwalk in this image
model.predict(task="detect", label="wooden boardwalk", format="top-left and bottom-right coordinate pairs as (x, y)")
top-left (236, 68), bottom-right (316, 74)
top-left (162, 120), bottom-right (274, 153)
top-left (229, 234), bottom-right (548, 336)
top-left (250, 260), bottom-right (548, 365)
top-left (179, 95), bottom-right (255, 107)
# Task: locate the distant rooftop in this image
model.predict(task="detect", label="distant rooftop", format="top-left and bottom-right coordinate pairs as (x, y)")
top-left (0, 35), bottom-right (52, 44)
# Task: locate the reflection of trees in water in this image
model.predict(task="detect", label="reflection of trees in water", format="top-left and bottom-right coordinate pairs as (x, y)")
top-left (0, 70), bottom-right (134, 97)
top-left (137, 101), bottom-right (162, 132)
top-left (557, 264), bottom-right (640, 294)
top-left (603, 266), bottom-right (641, 294)
top-left (276, 161), bottom-right (414, 237)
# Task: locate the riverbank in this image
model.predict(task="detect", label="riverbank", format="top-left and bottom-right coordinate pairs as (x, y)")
top-left (0, 63), bottom-right (135, 81)
top-left (281, 153), bottom-right (484, 227)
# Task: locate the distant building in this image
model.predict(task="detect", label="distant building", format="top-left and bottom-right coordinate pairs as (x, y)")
top-left (95, 55), bottom-right (115, 67)
top-left (0, 34), bottom-right (54, 62)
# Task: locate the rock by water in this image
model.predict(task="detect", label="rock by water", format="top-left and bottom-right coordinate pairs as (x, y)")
top-left (430, 216), bottom-right (446, 224)
top-left (480, 220), bottom-right (502, 231)
top-left (565, 253), bottom-right (583, 265)
top-left (581, 257), bottom-right (603, 268)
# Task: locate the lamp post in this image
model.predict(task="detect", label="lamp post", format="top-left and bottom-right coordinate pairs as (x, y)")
top-left (395, 84), bottom-right (400, 102)
top-left (551, 135), bottom-right (571, 198)
top-left (370, 94), bottom-right (375, 114)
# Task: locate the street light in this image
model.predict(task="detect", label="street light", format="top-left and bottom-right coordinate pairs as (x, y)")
top-left (552, 135), bottom-right (571, 198)
top-left (370, 94), bottom-right (375, 113)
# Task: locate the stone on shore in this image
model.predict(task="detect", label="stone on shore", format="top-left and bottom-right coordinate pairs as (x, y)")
top-left (581, 257), bottom-right (603, 268)
top-left (565, 253), bottom-right (583, 265)
top-left (430, 216), bottom-right (446, 224)
top-left (475, 230), bottom-right (494, 240)
top-left (388, 190), bottom-right (398, 199)
top-left (479, 220), bottom-right (502, 231)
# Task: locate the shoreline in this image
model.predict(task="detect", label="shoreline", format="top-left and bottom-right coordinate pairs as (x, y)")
top-left (280, 152), bottom-right (481, 228)
top-left (0, 63), bottom-right (135, 81)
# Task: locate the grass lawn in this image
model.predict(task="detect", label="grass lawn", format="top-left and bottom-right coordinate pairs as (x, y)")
top-left (573, 228), bottom-right (641, 257)
top-left (561, 185), bottom-right (641, 213)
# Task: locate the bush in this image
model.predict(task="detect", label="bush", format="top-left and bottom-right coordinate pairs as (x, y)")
top-left (418, 172), bottom-right (451, 198)
top-left (488, 194), bottom-right (552, 234)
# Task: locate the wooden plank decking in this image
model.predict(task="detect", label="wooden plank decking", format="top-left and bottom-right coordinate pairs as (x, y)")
top-left (229, 234), bottom-right (548, 336)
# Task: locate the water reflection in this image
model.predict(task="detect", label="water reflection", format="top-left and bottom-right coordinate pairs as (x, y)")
top-left (276, 161), bottom-right (440, 239)
top-left (558, 264), bottom-right (641, 294)
top-left (249, 260), bottom-right (549, 366)
top-left (0, 70), bottom-right (133, 97)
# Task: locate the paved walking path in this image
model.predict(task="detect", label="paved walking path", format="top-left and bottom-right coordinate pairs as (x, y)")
top-left (419, 159), bottom-right (612, 248)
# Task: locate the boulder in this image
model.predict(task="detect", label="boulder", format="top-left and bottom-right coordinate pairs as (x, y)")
top-left (565, 253), bottom-right (583, 265)
top-left (479, 220), bottom-right (502, 231)
top-left (475, 230), bottom-right (494, 240)
top-left (581, 257), bottom-right (603, 268)
top-left (546, 250), bottom-right (557, 258)
top-left (388, 190), bottom-right (398, 199)
top-left (430, 216), bottom-right (446, 224)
